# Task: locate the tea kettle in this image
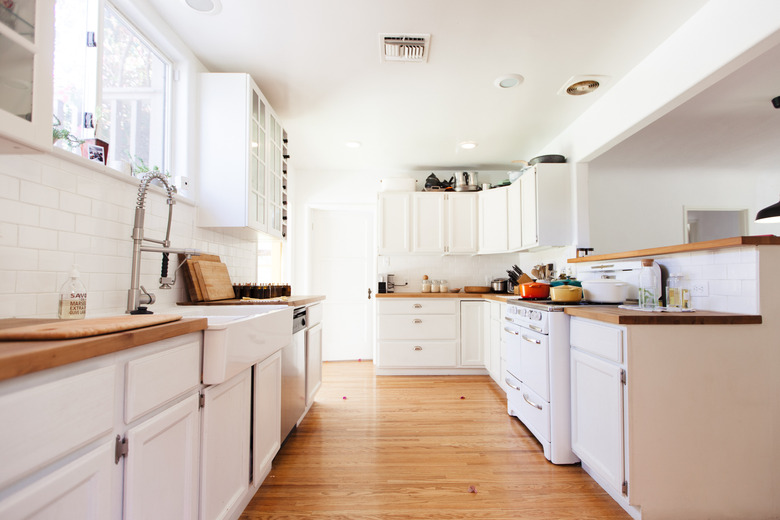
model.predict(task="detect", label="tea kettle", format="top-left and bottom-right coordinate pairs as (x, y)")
top-left (454, 171), bottom-right (479, 192)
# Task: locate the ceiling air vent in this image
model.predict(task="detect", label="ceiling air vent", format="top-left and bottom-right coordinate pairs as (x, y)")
top-left (379, 34), bottom-right (430, 63)
top-left (557, 75), bottom-right (611, 96)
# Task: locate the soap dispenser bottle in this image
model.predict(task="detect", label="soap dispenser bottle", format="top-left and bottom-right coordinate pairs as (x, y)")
top-left (58, 266), bottom-right (87, 320)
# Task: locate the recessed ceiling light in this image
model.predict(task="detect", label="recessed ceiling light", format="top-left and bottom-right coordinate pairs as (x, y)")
top-left (557, 75), bottom-right (610, 96)
top-left (458, 141), bottom-right (478, 150)
top-left (184, 0), bottom-right (221, 14)
top-left (494, 74), bottom-right (524, 89)
top-left (345, 141), bottom-right (361, 148)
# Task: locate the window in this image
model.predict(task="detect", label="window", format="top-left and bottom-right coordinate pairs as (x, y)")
top-left (52, 0), bottom-right (171, 173)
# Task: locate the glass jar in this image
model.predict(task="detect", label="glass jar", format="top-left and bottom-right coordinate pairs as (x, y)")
top-left (439, 279), bottom-right (449, 292)
top-left (638, 259), bottom-right (658, 309)
top-left (666, 273), bottom-right (683, 309)
top-left (421, 279), bottom-right (431, 293)
top-left (431, 280), bottom-right (440, 293)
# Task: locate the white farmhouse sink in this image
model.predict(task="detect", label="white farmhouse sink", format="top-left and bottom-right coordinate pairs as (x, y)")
top-left (176, 305), bottom-right (292, 384)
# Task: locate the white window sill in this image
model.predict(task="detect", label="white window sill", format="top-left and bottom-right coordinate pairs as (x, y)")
top-left (50, 147), bottom-right (196, 207)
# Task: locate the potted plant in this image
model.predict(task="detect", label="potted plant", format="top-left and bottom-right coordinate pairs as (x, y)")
top-left (52, 115), bottom-right (84, 149)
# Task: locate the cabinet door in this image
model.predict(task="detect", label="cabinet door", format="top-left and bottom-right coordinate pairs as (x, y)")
top-left (488, 302), bottom-right (502, 384)
top-left (248, 85), bottom-right (268, 232)
top-left (412, 193), bottom-right (446, 253)
top-left (267, 113), bottom-right (284, 238)
top-left (377, 193), bottom-right (411, 254)
top-left (306, 323), bottom-right (323, 406)
top-left (253, 351), bottom-right (281, 484)
top-left (447, 193), bottom-right (478, 253)
top-left (507, 181), bottom-right (523, 250)
top-left (125, 393), bottom-right (200, 520)
top-left (460, 301), bottom-right (487, 366)
top-left (200, 369), bottom-right (252, 520)
top-left (0, 442), bottom-right (113, 520)
top-left (521, 169), bottom-right (538, 248)
top-left (479, 187), bottom-right (508, 253)
top-left (570, 349), bottom-right (625, 494)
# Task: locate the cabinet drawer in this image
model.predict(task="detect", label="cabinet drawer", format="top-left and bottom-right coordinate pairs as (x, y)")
top-left (377, 314), bottom-right (457, 340)
top-left (0, 366), bottom-right (115, 489)
top-left (306, 302), bottom-right (323, 327)
top-left (570, 319), bottom-right (623, 363)
top-left (506, 373), bottom-right (550, 442)
top-left (378, 299), bottom-right (458, 315)
top-left (378, 341), bottom-right (457, 367)
top-left (125, 341), bottom-right (201, 424)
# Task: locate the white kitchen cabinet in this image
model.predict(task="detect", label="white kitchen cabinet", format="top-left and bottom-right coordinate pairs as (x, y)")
top-left (305, 323), bottom-right (322, 407)
top-left (0, 0), bottom-right (54, 153)
top-left (479, 187), bottom-right (508, 253)
top-left (460, 300), bottom-right (488, 366)
top-left (0, 441), bottom-right (114, 520)
top-left (447, 193), bottom-right (479, 254)
top-left (507, 181), bottom-right (523, 250)
top-left (253, 351), bottom-right (281, 485)
top-left (377, 192), bottom-right (411, 254)
top-left (124, 393), bottom-right (200, 520)
top-left (488, 301), bottom-right (504, 386)
top-left (198, 73), bottom-right (286, 239)
top-left (412, 192), bottom-right (446, 253)
top-left (200, 368), bottom-right (252, 520)
top-left (519, 164), bottom-right (571, 250)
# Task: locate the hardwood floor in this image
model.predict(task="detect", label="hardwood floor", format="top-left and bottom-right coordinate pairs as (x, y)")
top-left (240, 361), bottom-right (630, 519)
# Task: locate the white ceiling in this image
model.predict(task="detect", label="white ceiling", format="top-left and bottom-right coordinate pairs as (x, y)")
top-left (148, 0), bottom-right (717, 173)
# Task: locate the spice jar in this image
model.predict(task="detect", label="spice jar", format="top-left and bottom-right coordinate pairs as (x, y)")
top-left (439, 279), bottom-right (449, 292)
top-left (421, 279), bottom-right (431, 293)
top-left (431, 280), bottom-right (440, 293)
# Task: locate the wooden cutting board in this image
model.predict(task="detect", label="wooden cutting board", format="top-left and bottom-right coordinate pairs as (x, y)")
top-left (193, 261), bottom-right (235, 301)
top-left (181, 254), bottom-right (221, 302)
top-left (0, 314), bottom-right (182, 341)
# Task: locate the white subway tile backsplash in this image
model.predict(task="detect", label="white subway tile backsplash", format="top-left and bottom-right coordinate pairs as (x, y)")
top-left (20, 180), bottom-right (60, 209)
top-left (57, 231), bottom-right (93, 253)
top-left (0, 155), bottom-right (42, 182)
top-left (2, 292), bottom-right (38, 318)
top-left (37, 250), bottom-right (75, 272)
top-left (700, 263), bottom-right (728, 280)
top-left (0, 246), bottom-right (38, 270)
top-left (18, 226), bottom-right (59, 250)
top-left (710, 279), bottom-right (742, 296)
top-left (0, 271), bottom-right (15, 293)
top-left (0, 174), bottom-right (20, 200)
top-left (40, 207), bottom-right (76, 232)
top-left (726, 263), bottom-right (756, 280)
top-left (726, 296), bottom-right (758, 314)
top-left (41, 165), bottom-right (78, 192)
top-left (59, 191), bottom-right (92, 216)
top-left (16, 271), bottom-right (58, 293)
top-left (0, 222), bottom-right (18, 246)
top-left (0, 199), bottom-right (39, 226)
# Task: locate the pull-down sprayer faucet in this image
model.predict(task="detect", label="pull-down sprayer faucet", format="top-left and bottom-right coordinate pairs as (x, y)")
top-left (127, 172), bottom-right (200, 314)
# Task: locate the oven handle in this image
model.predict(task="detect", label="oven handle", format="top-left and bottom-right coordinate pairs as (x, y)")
top-left (523, 393), bottom-right (543, 410)
top-left (528, 324), bottom-right (543, 333)
top-left (504, 378), bottom-right (521, 391)
top-left (522, 335), bottom-right (541, 345)
top-left (503, 327), bottom-right (519, 336)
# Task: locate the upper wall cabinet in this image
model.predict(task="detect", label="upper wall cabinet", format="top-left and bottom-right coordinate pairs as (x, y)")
top-left (378, 192), bottom-right (411, 254)
top-left (514, 164), bottom-right (571, 250)
top-left (0, 0), bottom-right (54, 153)
top-left (198, 73), bottom-right (287, 240)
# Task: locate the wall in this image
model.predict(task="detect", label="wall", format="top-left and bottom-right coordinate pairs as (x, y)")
top-left (586, 165), bottom-right (780, 254)
top-left (0, 153), bottom-right (258, 318)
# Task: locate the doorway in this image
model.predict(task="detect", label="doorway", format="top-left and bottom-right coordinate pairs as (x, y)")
top-left (308, 207), bottom-right (375, 361)
top-left (684, 208), bottom-right (748, 243)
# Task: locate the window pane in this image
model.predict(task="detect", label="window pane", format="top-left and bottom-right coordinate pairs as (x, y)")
top-left (0, 34), bottom-right (34, 120)
top-left (102, 5), bottom-right (169, 171)
top-left (1, 0), bottom-right (36, 42)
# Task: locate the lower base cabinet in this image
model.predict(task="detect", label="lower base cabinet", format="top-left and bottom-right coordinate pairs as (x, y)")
top-left (200, 368), bottom-right (252, 520)
top-left (253, 352), bottom-right (281, 483)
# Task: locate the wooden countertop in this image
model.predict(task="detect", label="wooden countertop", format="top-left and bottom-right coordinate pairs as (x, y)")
top-left (0, 317), bottom-right (207, 382)
top-left (376, 292), bottom-right (515, 302)
top-left (177, 295), bottom-right (326, 307)
top-left (564, 306), bottom-right (762, 325)
top-left (568, 235), bottom-right (779, 264)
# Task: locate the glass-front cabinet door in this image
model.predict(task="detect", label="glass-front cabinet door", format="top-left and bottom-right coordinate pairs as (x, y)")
top-left (249, 89), bottom-right (267, 230)
top-left (268, 114), bottom-right (283, 237)
top-left (0, 0), bottom-right (54, 151)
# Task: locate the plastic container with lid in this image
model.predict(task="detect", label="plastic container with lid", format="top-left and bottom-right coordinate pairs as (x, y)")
top-left (638, 259), bottom-right (658, 309)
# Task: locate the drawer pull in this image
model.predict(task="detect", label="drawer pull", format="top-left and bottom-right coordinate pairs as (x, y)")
top-left (504, 378), bottom-right (521, 391)
top-left (413, 319), bottom-right (422, 324)
top-left (523, 393), bottom-right (543, 410)
top-left (503, 327), bottom-right (519, 335)
top-left (528, 324), bottom-right (543, 333)
top-left (522, 335), bottom-right (541, 345)
top-left (413, 346), bottom-right (423, 351)
top-left (413, 304), bottom-right (422, 308)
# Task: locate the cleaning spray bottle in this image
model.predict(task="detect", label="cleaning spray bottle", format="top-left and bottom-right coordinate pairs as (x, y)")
top-left (58, 265), bottom-right (87, 319)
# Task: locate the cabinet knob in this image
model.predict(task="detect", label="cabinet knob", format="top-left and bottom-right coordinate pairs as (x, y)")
top-left (413, 346), bottom-right (423, 351)
top-left (413, 319), bottom-right (422, 324)
top-left (413, 304), bottom-right (422, 308)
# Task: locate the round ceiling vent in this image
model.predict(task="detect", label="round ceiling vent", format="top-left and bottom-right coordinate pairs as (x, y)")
top-left (566, 80), bottom-right (600, 96)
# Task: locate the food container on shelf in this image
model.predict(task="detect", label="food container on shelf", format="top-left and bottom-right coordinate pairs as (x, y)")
top-left (581, 279), bottom-right (628, 303)
top-left (519, 282), bottom-right (550, 299)
top-left (549, 284), bottom-right (582, 302)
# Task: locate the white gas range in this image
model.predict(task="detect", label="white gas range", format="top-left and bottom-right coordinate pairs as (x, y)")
top-left (503, 298), bottom-right (585, 465)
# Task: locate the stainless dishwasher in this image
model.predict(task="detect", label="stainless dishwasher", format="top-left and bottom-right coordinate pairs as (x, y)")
top-left (281, 306), bottom-right (307, 441)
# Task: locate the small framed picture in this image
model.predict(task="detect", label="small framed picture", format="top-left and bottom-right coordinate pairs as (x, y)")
top-left (86, 144), bottom-right (105, 164)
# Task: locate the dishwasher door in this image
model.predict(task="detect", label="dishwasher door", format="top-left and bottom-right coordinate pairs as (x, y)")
top-left (281, 308), bottom-right (306, 441)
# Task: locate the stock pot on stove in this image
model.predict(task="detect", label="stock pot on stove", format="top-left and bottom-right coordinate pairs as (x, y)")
top-left (550, 284), bottom-right (582, 302)
top-left (581, 279), bottom-right (628, 303)
top-left (519, 282), bottom-right (550, 299)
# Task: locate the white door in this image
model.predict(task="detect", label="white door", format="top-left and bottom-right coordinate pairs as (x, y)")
top-left (310, 208), bottom-right (374, 361)
top-left (125, 393), bottom-right (200, 520)
top-left (479, 187), bottom-right (508, 253)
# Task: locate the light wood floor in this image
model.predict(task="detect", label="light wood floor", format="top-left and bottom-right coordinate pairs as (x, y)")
top-left (240, 361), bottom-right (630, 519)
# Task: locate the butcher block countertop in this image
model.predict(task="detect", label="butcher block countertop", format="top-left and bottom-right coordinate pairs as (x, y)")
top-left (568, 235), bottom-right (780, 264)
top-left (177, 295), bottom-right (326, 307)
top-left (376, 292), bottom-right (514, 302)
top-left (0, 317), bottom-right (207, 382)
top-left (564, 306), bottom-right (762, 325)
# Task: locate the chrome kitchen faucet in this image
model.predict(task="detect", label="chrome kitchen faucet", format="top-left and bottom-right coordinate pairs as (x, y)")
top-left (127, 172), bottom-right (200, 314)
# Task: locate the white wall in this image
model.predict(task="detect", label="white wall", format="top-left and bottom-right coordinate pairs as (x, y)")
top-left (586, 165), bottom-right (780, 255)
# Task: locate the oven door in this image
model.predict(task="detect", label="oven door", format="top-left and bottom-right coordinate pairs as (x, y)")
top-left (503, 320), bottom-right (523, 380)
top-left (518, 327), bottom-right (550, 401)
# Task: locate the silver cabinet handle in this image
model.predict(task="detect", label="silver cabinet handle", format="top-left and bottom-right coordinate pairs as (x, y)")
top-left (528, 324), bottom-right (543, 333)
top-left (523, 393), bottom-right (543, 410)
top-left (503, 327), bottom-right (519, 335)
top-left (504, 316), bottom-right (513, 322)
top-left (413, 346), bottom-right (423, 351)
top-left (521, 335), bottom-right (541, 345)
top-left (414, 303), bottom-right (422, 308)
top-left (413, 319), bottom-right (422, 324)
top-left (504, 378), bottom-right (521, 391)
